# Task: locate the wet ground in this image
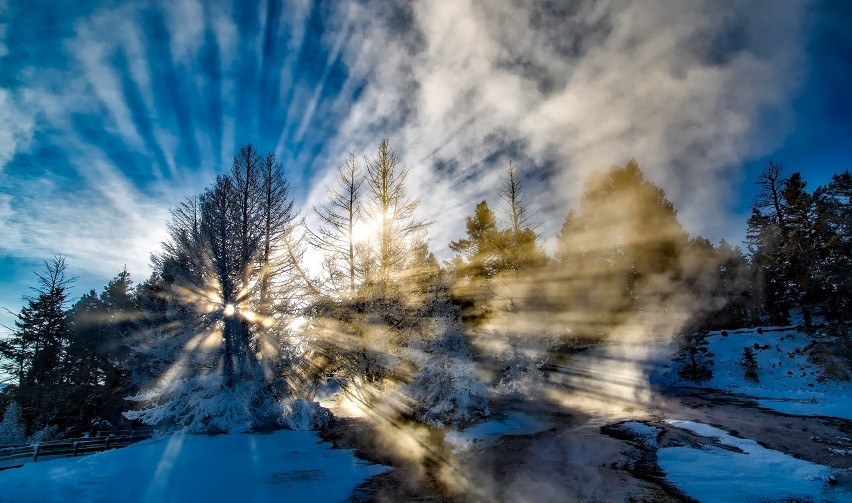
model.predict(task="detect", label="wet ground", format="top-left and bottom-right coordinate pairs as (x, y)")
top-left (320, 389), bottom-right (852, 502)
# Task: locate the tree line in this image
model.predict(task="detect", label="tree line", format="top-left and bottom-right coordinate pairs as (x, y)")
top-left (1, 141), bottom-right (850, 438)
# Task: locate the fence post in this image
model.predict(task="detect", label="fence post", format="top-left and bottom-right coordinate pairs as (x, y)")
top-left (33, 444), bottom-right (40, 462)
top-left (105, 437), bottom-right (110, 450)
top-left (130, 431), bottom-right (135, 441)
top-left (73, 442), bottom-right (79, 456)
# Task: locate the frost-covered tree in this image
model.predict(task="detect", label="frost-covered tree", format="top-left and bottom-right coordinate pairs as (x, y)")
top-left (0, 402), bottom-right (26, 445)
top-left (401, 304), bottom-right (489, 427)
top-left (126, 146), bottom-right (299, 433)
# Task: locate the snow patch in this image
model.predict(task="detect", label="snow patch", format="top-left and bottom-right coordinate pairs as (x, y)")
top-left (653, 327), bottom-right (852, 420)
top-left (444, 411), bottom-right (550, 451)
top-left (280, 398), bottom-right (332, 431)
top-left (659, 419), bottom-right (848, 503)
top-left (0, 430), bottom-right (388, 502)
top-left (617, 421), bottom-right (660, 447)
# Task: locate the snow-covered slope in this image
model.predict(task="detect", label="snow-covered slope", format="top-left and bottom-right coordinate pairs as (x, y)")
top-left (653, 326), bottom-right (852, 419)
top-left (0, 431), bottom-right (388, 503)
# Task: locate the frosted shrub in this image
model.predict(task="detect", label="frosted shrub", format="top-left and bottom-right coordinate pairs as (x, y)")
top-left (402, 315), bottom-right (490, 428)
top-left (125, 376), bottom-right (279, 433)
top-left (491, 331), bottom-right (549, 399)
top-left (281, 398), bottom-right (332, 431)
top-left (29, 424), bottom-right (60, 444)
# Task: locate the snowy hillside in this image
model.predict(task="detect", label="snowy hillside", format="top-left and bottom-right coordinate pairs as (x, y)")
top-left (0, 431), bottom-right (388, 503)
top-left (652, 326), bottom-right (852, 419)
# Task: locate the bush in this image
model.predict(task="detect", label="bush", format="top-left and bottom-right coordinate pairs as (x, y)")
top-left (280, 398), bottom-right (332, 431)
top-left (401, 314), bottom-right (490, 428)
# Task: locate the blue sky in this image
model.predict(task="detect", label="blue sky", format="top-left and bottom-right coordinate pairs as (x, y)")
top-left (0, 0), bottom-right (850, 327)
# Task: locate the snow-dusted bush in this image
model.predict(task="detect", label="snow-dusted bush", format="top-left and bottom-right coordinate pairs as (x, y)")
top-left (125, 375), bottom-right (280, 433)
top-left (280, 398), bottom-right (332, 431)
top-left (489, 331), bottom-right (551, 399)
top-left (29, 424), bottom-right (60, 444)
top-left (0, 402), bottom-right (26, 446)
top-left (401, 313), bottom-right (490, 428)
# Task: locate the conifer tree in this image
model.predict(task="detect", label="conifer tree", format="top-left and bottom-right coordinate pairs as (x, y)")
top-left (449, 200), bottom-right (502, 279)
top-left (0, 256), bottom-right (74, 431)
top-left (741, 347), bottom-right (759, 383)
top-left (0, 402), bottom-right (25, 445)
top-left (674, 323), bottom-right (714, 383)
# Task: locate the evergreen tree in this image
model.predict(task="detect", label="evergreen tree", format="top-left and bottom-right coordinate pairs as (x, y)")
top-left (814, 170), bottom-right (852, 318)
top-left (674, 323), bottom-right (714, 383)
top-left (449, 200), bottom-right (502, 280)
top-left (0, 256), bottom-right (74, 432)
top-left (741, 347), bottom-right (759, 383)
top-left (553, 160), bottom-right (688, 337)
top-left (64, 289), bottom-right (107, 430)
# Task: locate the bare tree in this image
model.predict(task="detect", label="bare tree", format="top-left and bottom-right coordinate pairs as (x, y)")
top-left (309, 153), bottom-right (364, 297)
top-left (364, 139), bottom-right (431, 292)
top-left (754, 160), bottom-right (789, 236)
top-left (258, 152), bottom-right (297, 315)
top-left (497, 158), bottom-right (541, 271)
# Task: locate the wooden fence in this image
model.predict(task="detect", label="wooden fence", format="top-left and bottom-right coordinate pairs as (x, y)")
top-left (0, 430), bottom-right (153, 471)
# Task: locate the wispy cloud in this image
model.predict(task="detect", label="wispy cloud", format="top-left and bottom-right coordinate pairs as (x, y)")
top-left (0, 0), bottom-right (808, 293)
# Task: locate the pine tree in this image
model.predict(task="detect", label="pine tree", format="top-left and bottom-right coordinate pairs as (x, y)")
top-left (814, 171), bottom-right (852, 318)
top-left (0, 256), bottom-right (74, 432)
top-left (450, 201), bottom-right (502, 279)
top-left (553, 160), bottom-right (688, 337)
top-left (64, 289), bottom-right (106, 430)
top-left (674, 323), bottom-right (714, 383)
top-left (741, 347), bottom-right (759, 383)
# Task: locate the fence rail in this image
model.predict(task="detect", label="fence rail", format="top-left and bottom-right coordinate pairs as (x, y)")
top-left (0, 430), bottom-right (154, 470)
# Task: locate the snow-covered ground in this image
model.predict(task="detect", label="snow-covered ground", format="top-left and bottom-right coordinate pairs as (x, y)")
top-left (0, 431), bottom-right (388, 503)
top-left (444, 411), bottom-right (550, 451)
top-left (652, 326), bottom-right (852, 419)
top-left (658, 419), bottom-right (847, 503)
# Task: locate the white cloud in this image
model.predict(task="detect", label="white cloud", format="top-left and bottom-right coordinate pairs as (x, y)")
top-left (0, 88), bottom-right (37, 175)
